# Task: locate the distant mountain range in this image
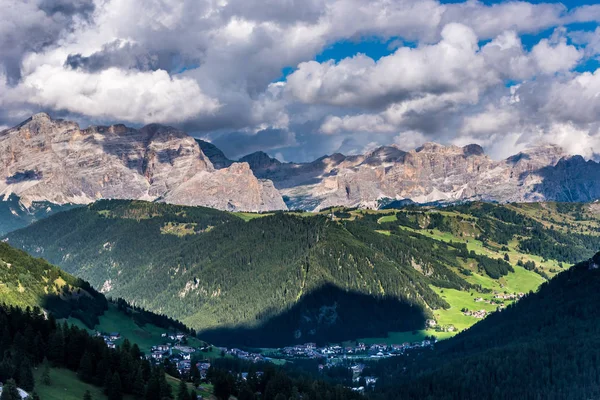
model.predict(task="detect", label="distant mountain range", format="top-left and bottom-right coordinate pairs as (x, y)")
top-left (2, 114), bottom-right (600, 213)
top-left (199, 140), bottom-right (600, 211)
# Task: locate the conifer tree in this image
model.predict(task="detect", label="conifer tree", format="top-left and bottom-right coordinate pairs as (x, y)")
top-left (78, 351), bottom-right (94, 383)
top-left (190, 362), bottom-right (200, 386)
top-left (177, 379), bottom-right (189, 400)
top-left (108, 372), bottom-right (122, 400)
top-left (48, 327), bottom-right (64, 364)
top-left (18, 360), bottom-right (35, 392)
top-left (132, 368), bottom-right (145, 399)
top-left (41, 357), bottom-right (51, 386)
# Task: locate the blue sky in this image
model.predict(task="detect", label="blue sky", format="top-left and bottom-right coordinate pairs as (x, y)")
top-left (312, 0), bottom-right (599, 67)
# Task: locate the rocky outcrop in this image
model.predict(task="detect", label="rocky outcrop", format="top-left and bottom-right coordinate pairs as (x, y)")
top-left (240, 142), bottom-right (600, 210)
top-left (0, 114), bottom-right (287, 212)
top-left (196, 139), bottom-right (233, 169)
top-left (239, 151), bottom-right (282, 172)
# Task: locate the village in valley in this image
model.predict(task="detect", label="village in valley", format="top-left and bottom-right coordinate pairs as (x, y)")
top-left (86, 288), bottom-right (531, 396)
top-left (95, 327), bottom-right (437, 393)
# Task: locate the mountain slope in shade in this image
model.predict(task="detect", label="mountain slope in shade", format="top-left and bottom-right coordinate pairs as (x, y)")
top-left (228, 142), bottom-right (600, 211)
top-left (0, 113), bottom-right (286, 212)
top-left (0, 194), bottom-right (78, 235)
top-left (195, 139), bottom-right (233, 169)
top-left (373, 253), bottom-right (600, 400)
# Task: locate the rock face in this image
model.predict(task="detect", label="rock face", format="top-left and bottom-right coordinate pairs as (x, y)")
top-left (196, 139), bottom-right (233, 169)
top-left (0, 114), bottom-right (287, 212)
top-left (233, 142), bottom-right (600, 210)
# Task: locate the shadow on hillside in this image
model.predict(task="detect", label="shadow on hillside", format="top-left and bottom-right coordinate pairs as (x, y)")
top-left (41, 289), bottom-right (108, 329)
top-left (198, 284), bottom-right (427, 348)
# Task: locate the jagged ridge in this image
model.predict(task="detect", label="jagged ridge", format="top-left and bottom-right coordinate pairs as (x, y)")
top-left (0, 113), bottom-right (287, 212)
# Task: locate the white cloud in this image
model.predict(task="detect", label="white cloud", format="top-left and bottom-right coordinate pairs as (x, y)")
top-left (287, 24), bottom-right (489, 108)
top-left (531, 37), bottom-right (582, 75)
top-left (22, 65), bottom-right (220, 123)
top-left (393, 130), bottom-right (428, 151)
top-left (0, 0), bottom-right (599, 162)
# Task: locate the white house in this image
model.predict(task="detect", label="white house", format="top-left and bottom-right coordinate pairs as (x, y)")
top-left (0, 385), bottom-right (29, 399)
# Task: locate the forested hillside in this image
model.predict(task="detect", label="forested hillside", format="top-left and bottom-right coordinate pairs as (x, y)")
top-left (368, 252), bottom-right (600, 400)
top-left (7, 200), bottom-right (600, 346)
top-left (0, 241), bottom-right (107, 328)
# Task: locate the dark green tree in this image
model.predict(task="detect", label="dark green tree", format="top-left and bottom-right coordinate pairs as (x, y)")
top-left (177, 379), bottom-right (189, 400)
top-left (132, 368), bottom-right (145, 399)
top-left (41, 358), bottom-right (51, 386)
top-left (18, 360), bottom-right (35, 392)
top-left (108, 372), bottom-right (123, 400)
top-left (78, 351), bottom-right (94, 383)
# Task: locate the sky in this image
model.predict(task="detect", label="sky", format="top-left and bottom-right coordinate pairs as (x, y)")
top-left (2, 0), bottom-right (600, 162)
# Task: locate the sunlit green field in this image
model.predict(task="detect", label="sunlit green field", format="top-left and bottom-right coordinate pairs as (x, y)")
top-left (67, 303), bottom-right (206, 353)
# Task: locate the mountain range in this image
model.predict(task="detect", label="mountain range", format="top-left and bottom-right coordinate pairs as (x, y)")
top-left (199, 140), bottom-right (600, 211)
top-left (0, 113), bottom-right (286, 212)
top-left (1, 114), bottom-right (600, 214)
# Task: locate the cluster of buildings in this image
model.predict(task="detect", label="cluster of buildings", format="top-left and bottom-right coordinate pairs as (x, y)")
top-left (463, 309), bottom-right (489, 318)
top-left (467, 292), bottom-right (527, 318)
top-left (279, 341), bottom-right (435, 361)
top-left (222, 347), bottom-right (266, 363)
top-left (474, 292), bottom-right (525, 305)
top-left (495, 292), bottom-right (525, 300)
top-left (147, 332), bottom-right (199, 376)
top-left (350, 375), bottom-right (379, 393)
top-left (95, 331), bottom-right (121, 349)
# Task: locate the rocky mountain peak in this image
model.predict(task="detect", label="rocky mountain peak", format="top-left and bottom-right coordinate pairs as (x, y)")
top-left (0, 114), bottom-right (286, 212)
top-left (239, 151), bottom-right (281, 171)
top-left (414, 142), bottom-right (485, 157)
top-left (462, 144), bottom-right (485, 156)
top-left (506, 143), bottom-right (566, 168)
top-left (31, 112), bottom-right (52, 122)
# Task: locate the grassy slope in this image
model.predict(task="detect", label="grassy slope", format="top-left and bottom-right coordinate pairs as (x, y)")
top-left (33, 367), bottom-right (205, 400)
top-left (33, 367), bottom-right (131, 400)
top-left (375, 254), bottom-right (600, 399)
top-left (67, 304), bottom-right (209, 353)
top-left (339, 203), bottom-right (596, 344)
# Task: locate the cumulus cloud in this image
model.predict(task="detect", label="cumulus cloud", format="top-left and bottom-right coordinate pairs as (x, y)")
top-left (0, 0), bottom-right (94, 83)
top-left (0, 0), bottom-right (600, 162)
top-left (286, 24), bottom-right (488, 108)
top-left (22, 65), bottom-right (220, 123)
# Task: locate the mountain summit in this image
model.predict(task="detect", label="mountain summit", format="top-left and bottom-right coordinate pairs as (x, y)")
top-left (0, 114), bottom-right (287, 212)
